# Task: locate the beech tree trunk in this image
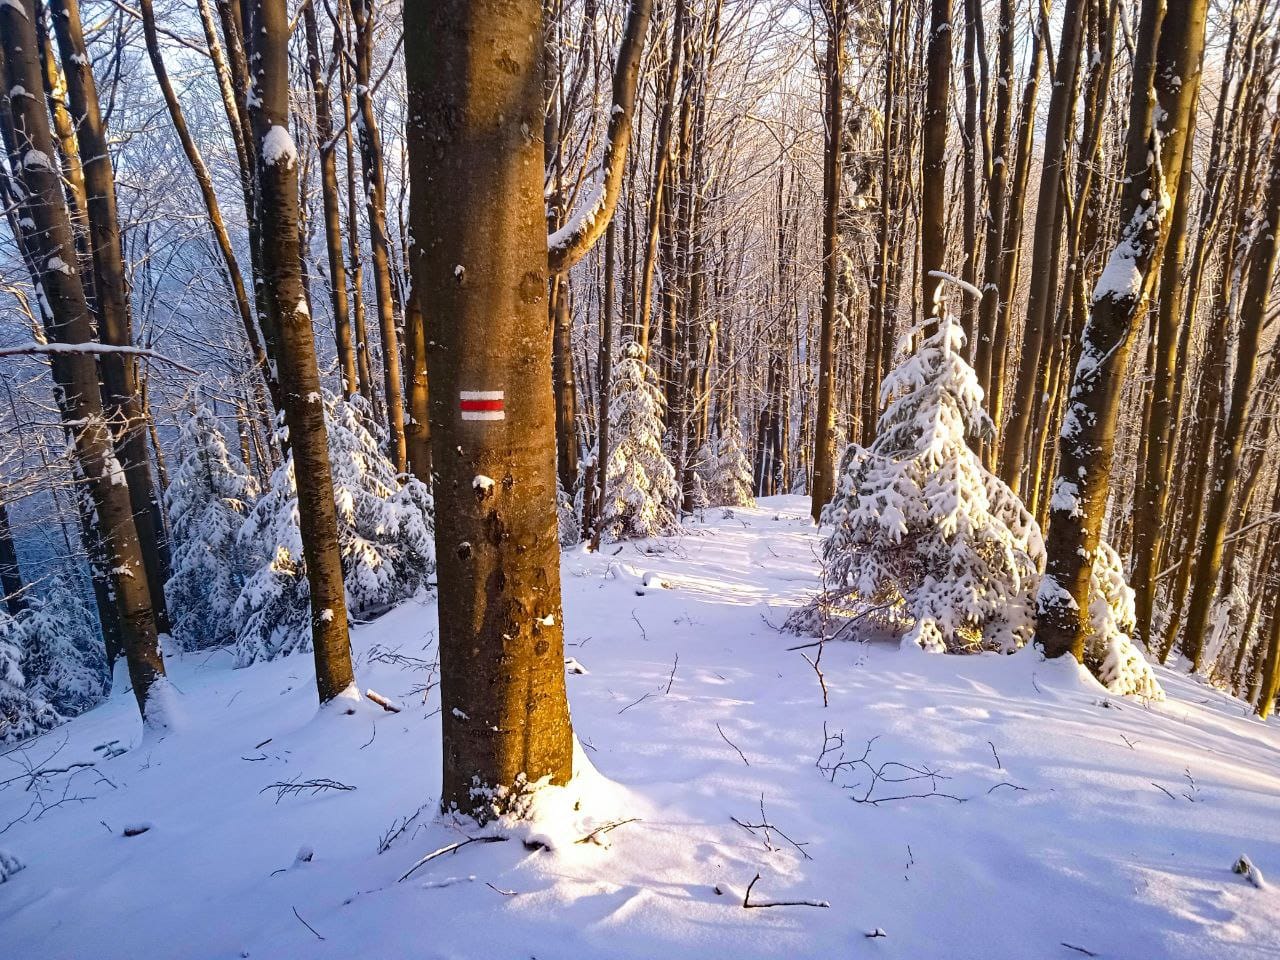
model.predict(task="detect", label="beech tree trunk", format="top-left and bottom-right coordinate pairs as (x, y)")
top-left (246, 0), bottom-right (355, 705)
top-left (406, 0), bottom-right (574, 819)
top-left (920, 0), bottom-right (952, 311)
top-left (303, 1), bottom-right (357, 398)
top-left (1038, 0), bottom-right (1207, 661)
top-left (350, 0), bottom-right (406, 471)
top-left (1180, 103), bottom-right (1280, 671)
top-left (0, 499), bottom-right (24, 616)
top-left (810, 0), bottom-right (846, 522)
top-left (1000, 0), bottom-right (1086, 495)
top-left (1, 1), bottom-right (168, 722)
top-left (51, 0), bottom-right (172, 634)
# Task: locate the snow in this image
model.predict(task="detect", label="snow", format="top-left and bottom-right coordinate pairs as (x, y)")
top-left (260, 125), bottom-right (297, 169)
top-left (2, 500), bottom-right (1278, 958)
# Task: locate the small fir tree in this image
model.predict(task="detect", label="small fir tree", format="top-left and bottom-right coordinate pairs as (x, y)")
top-left (703, 419), bottom-right (756, 509)
top-left (164, 402), bottom-right (259, 650)
top-left (808, 312), bottom-right (1043, 651)
top-left (234, 394), bottom-right (435, 666)
top-left (600, 342), bottom-right (679, 540)
top-left (20, 585), bottom-right (109, 717)
top-left (0, 608), bottom-right (59, 743)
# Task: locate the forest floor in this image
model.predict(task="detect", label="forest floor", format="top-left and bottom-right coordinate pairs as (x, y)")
top-left (2, 496), bottom-right (1279, 959)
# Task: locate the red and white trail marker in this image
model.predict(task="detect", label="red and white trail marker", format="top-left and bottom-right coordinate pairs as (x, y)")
top-left (460, 390), bottom-right (505, 421)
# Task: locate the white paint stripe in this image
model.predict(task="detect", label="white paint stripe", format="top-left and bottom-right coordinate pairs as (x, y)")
top-left (461, 411), bottom-right (505, 421)
top-left (459, 390), bottom-right (504, 401)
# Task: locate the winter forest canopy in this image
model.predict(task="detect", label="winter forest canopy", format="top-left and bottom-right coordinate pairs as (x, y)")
top-left (2, 0), bottom-right (1280, 955)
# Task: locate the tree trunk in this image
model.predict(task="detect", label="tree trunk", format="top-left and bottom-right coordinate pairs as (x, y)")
top-left (1038, 0), bottom-right (1207, 661)
top-left (303, 2), bottom-right (357, 398)
top-left (1000, 0), bottom-right (1086, 495)
top-left (52, 0), bottom-right (172, 635)
top-left (920, 0), bottom-right (952, 312)
top-left (246, 0), bottom-right (355, 705)
top-left (810, 0), bottom-right (846, 522)
top-left (1, 2), bottom-right (168, 722)
top-left (0, 498), bottom-right (25, 616)
top-left (405, 0), bottom-right (574, 819)
top-left (350, 0), bottom-right (406, 471)
top-left (1180, 103), bottom-right (1280, 671)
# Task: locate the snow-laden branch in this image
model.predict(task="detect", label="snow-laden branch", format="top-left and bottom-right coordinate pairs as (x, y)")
top-left (547, 0), bottom-right (653, 275)
top-left (0, 341), bottom-right (200, 374)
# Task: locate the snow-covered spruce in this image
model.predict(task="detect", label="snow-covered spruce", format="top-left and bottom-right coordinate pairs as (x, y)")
top-left (699, 418), bottom-right (756, 509)
top-left (0, 849), bottom-right (23, 883)
top-left (164, 402), bottom-right (259, 651)
top-left (798, 312), bottom-right (1043, 652)
top-left (0, 607), bottom-right (60, 743)
top-left (233, 394), bottom-right (435, 666)
top-left (1085, 543), bottom-right (1163, 700)
top-left (599, 342), bottom-right (679, 541)
top-left (800, 309), bottom-right (1162, 697)
top-left (17, 586), bottom-right (109, 717)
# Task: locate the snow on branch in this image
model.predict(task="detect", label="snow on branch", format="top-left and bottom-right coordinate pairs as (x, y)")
top-left (547, 0), bottom-right (653, 274)
top-left (0, 341), bottom-right (200, 374)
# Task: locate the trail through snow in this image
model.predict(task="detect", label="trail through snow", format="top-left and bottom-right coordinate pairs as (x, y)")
top-left (2, 497), bottom-right (1278, 959)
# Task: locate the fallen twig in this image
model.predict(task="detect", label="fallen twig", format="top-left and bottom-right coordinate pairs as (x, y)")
top-left (716, 723), bottom-right (750, 766)
top-left (664, 653), bottom-right (679, 694)
top-left (742, 872), bottom-right (828, 909)
top-left (260, 777), bottom-right (356, 804)
top-left (575, 818), bottom-right (641, 845)
top-left (366, 689), bottom-right (402, 713)
top-left (397, 835), bottom-right (507, 883)
top-left (292, 906), bottom-right (324, 941)
top-left (1060, 943), bottom-right (1097, 957)
top-left (618, 691), bottom-right (654, 715)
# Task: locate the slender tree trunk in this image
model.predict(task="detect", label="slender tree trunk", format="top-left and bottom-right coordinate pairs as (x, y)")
top-left (1180, 106), bottom-right (1280, 671)
top-left (51, 0), bottom-right (172, 634)
top-left (403, 284), bottom-right (431, 479)
top-left (1038, 0), bottom-right (1207, 661)
top-left (592, 219), bottom-right (617, 551)
top-left (1, 3), bottom-right (168, 722)
top-left (811, 0), bottom-right (846, 521)
top-left (920, 0), bottom-right (952, 311)
top-left (350, 0), bottom-right (406, 471)
top-left (406, 0), bottom-right (574, 819)
top-left (246, 0), bottom-right (355, 705)
top-left (0, 498), bottom-right (24, 616)
top-left (303, 2), bottom-right (357, 398)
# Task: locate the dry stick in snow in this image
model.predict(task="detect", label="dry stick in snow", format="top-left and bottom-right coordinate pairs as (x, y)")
top-left (664, 653), bottom-right (679, 694)
top-left (291, 906), bottom-right (324, 941)
top-left (397, 835), bottom-right (507, 883)
top-left (742, 873), bottom-right (829, 909)
top-left (716, 723), bottom-right (750, 766)
top-left (575, 818), bottom-right (641, 845)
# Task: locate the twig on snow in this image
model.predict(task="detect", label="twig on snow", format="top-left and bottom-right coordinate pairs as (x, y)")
top-left (1060, 943), bottom-right (1098, 957)
top-left (575, 818), bottom-right (641, 845)
top-left (664, 653), bottom-right (679, 694)
top-left (716, 722), bottom-right (751, 766)
top-left (742, 872), bottom-right (828, 909)
top-left (260, 777), bottom-right (356, 803)
top-left (397, 835), bottom-right (507, 883)
top-left (618, 691), bottom-right (654, 714)
top-left (987, 741), bottom-right (1003, 770)
top-left (291, 906), bottom-right (324, 941)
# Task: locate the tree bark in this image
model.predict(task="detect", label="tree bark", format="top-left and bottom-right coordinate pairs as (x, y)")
top-left (246, 0), bottom-right (355, 705)
top-left (1000, 0), bottom-right (1086, 495)
top-left (1037, 0), bottom-right (1207, 661)
top-left (350, 0), bottom-right (406, 471)
top-left (810, 0), bottom-right (846, 521)
top-left (406, 0), bottom-right (574, 819)
top-left (920, 0), bottom-right (952, 313)
top-left (303, 1), bottom-right (357, 398)
top-left (0, 498), bottom-right (25, 616)
top-left (1, 1), bottom-right (168, 722)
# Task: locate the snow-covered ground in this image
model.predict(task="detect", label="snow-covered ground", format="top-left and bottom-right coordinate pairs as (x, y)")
top-left (2, 496), bottom-right (1278, 959)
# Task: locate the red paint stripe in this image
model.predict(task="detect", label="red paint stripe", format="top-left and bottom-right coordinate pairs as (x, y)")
top-left (460, 399), bottom-right (505, 412)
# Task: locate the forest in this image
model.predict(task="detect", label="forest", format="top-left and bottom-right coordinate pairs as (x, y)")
top-left (1, 0), bottom-right (1279, 956)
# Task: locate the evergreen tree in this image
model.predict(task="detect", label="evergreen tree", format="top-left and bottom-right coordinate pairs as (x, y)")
top-left (0, 609), bottom-right (59, 744)
top-left (164, 402), bottom-right (259, 650)
top-left (234, 394), bottom-right (435, 666)
top-left (703, 419), bottom-right (756, 509)
top-left (600, 342), bottom-right (679, 540)
top-left (811, 312), bottom-right (1042, 651)
top-left (21, 586), bottom-right (109, 717)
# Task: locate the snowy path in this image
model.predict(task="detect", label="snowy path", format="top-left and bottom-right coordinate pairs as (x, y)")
top-left (2, 496), bottom-right (1278, 959)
